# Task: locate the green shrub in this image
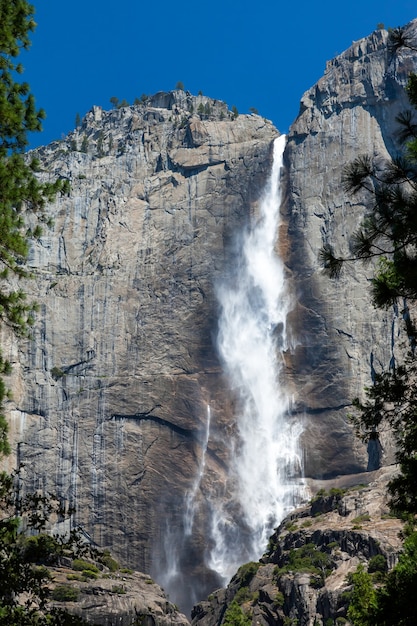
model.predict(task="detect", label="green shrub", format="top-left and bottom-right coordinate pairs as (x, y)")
top-left (352, 514), bottom-right (371, 525)
top-left (51, 366), bottom-right (65, 380)
top-left (381, 512), bottom-right (397, 519)
top-left (81, 569), bottom-right (98, 579)
top-left (52, 585), bottom-right (79, 602)
top-left (234, 586), bottom-right (250, 604)
top-left (341, 590), bottom-right (352, 603)
top-left (274, 591), bottom-right (284, 607)
top-left (32, 565), bottom-right (52, 580)
top-left (111, 584), bottom-right (126, 594)
top-left (236, 561), bottom-right (260, 586)
top-left (275, 543), bottom-right (332, 581)
top-left (72, 559), bottom-right (99, 573)
top-left (372, 570), bottom-right (386, 583)
top-left (66, 573), bottom-right (83, 581)
top-left (368, 554), bottom-right (387, 574)
top-left (283, 618), bottom-right (298, 626)
top-left (22, 533), bottom-right (61, 564)
top-left (100, 553), bottom-right (119, 572)
top-left (310, 573), bottom-right (326, 588)
top-left (223, 600), bottom-right (251, 626)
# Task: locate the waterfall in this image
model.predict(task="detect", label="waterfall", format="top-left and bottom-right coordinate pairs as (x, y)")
top-left (210, 134), bottom-right (305, 581)
top-left (184, 404), bottom-right (212, 536)
top-left (153, 403), bottom-right (221, 616)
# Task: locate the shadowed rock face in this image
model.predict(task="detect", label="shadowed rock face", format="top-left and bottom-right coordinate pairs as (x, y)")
top-left (284, 20), bottom-right (417, 478)
top-left (2, 92), bottom-right (278, 613)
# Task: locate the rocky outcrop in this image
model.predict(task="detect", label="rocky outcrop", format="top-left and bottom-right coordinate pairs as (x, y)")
top-left (284, 20), bottom-right (417, 478)
top-left (191, 467), bottom-right (403, 626)
top-left (2, 91), bottom-right (278, 613)
top-left (48, 566), bottom-right (190, 626)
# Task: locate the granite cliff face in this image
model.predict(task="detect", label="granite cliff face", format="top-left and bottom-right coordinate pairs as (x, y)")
top-left (4, 91), bottom-right (278, 612)
top-left (2, 18), bottom-right (417, 620)
top-left (284, 20), bottom-right (417, 478)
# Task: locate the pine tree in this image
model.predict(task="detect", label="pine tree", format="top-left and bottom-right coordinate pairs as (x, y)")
top-left (374, 530), bottom-right (417, 625)
top-left (0, 1), bottom-right (70, 295)
top-left (319, 25), bottom-right (417, 625)
top-left (0, 0), bottom-right (67, 453)
top-left (347, 564), bottom-right (378, 626)
top-left (0, 0), bottom-right (69, 316)
top-left (0, 3), bottom-right (88, 623)
top-left (320, 27), bottom-right (417, 517)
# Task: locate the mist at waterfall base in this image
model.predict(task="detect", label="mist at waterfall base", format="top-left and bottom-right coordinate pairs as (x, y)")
top-left (153, 135), bottom-right (305, 616)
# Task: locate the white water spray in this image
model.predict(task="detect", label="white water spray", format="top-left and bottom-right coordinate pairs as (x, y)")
top-left (211, 134), bottom-right (305, 580)
top-left (184, 404), bottom-right (212, 536)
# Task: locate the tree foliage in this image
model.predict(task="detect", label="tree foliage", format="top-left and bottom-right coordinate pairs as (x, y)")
top-left (320, 28), bottom-right (417, 309)
top-left (347, 564), bottom-right (378, 626)
top-left (373, 530), bottom-right (417, 625)
top-left (321, 23), bottom-right (417, 625)
top-left (0, 3), bottom-right (89, 624)
top-left (0, 472), bottom-right (91, 624)
top-left (319, 131), bottom-right (417, 308)
top-left (222, 600), bottom-right (252, 626)
top-left (320, 26), bottom-right (417, 518)
top-left (0, 0), bottom-right (70, 453)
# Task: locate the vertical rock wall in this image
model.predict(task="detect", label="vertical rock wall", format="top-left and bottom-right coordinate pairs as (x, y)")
top-left (284, 20), bottom-right (417, 477)
top-left (3, 92), bottom-right (277, 607)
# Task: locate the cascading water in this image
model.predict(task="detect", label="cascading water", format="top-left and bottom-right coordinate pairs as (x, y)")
top-left (184, 404), bottom-right (211, 536)
top-left (154, 403), bottom-right (221, 615)
top-left (153, 135), bottom-right (305, 613)
top-left (210, 134), bottom-right (305, 581)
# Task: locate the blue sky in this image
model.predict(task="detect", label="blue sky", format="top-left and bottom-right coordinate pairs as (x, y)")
top-left (23, 0), bottom-right (417, 149)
